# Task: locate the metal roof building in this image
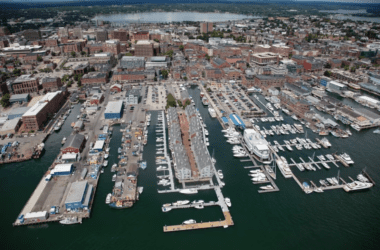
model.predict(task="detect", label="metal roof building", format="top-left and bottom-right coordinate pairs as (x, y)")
top-left (104, 100), bottom-right (123, 119)
top-left (7, 107), bottom-right (30, 120)
top-left (9, 93), bottom-right (30, 104)
top-left (229, 113), bottom-right (245, 129)
top-left (65, 180), bottom-right (93, 211)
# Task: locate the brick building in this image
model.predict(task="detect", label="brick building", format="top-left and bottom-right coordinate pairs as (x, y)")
top-left (41, 77), bottom-right (62, 91)
top-left (61, 134), bottom-right (86, 154)
top-left (61, 42), bottom-right (82, 53)
top-left (251, 52), bottom-right (279, 66)
top-left (45, 39), bottom-right (58, 47)
top-left (9, 74), bottom-right (40, 94)
top-left (279, 90), bottom-right (310, 117)
top-left (253, 75), bottom-right (286, 91)
top-left (73, 27), bottom-right (83, 39)
top-left (205, 68), bottom-right (223, 80)
top-left (103, 40), bottom-right (120, 55)
top-left (0, 26), bottom-right (10, 36)
top-left (112, 71), bottom-right (145, 83)
top-left (23, 29), bottom-right (41, 41)
top-left (24, 53), bottom-right (39, 64)
top-left (109, 30), bottom-right (128, 41)
top-left (211, 57), bottom-right (230, 69)
top-left (22, 91), bottom-right (64, 131)
top-left (133, 31), bottom-right (149, 41)
top-left (96, 30), bottom-right (108, 42)
top-left (200, 22), bottom-right (213, 33)
top-left (134, 40), bottom-right (154, 57)
top-left (82, 72), bottom-right (108, 84)
top-left (0, 39), bottom-right (9, 48)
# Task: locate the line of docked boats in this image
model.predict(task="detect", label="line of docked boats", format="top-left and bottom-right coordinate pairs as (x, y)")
top-left (252, 123), bottom-right (305, 138)
top-left (269, 137), bottom-right (327, 152)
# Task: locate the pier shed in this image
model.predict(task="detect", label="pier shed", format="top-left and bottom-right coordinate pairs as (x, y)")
top-left (104, 100), bottom-right (123, 119)
top-left (65, 180), bottom-right (93, 211)
top-left (229, 113), bottom-right (245, 129)
top-left (50, 164), bottom-right (73, 176)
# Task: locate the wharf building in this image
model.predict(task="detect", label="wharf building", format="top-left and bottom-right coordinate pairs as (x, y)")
top-left (62, 134), bottom-right (86, 154)
top-left (21, 91), bottom-right (65, 131)
top-left (64, 180), bottom-right (93, 211)
top-left (167, 107), bottom-right (192, 182)
top-left (104, 100), bottom-right (123, 120)
top-left (279, 90), bottom-right (310, 118)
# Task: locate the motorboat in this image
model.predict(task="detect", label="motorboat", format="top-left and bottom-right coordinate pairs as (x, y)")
top-left (276, 157), bottom-right (292, 178)
top-left (344, 181), bottom-right (373, 192)
top-left (252, 177), bottom-right (267, 182)
top-left (243, 129), bottom-right (271, 162)
top-left (192, 200), bottom-right (204, 204)
top-left (340, 153), bottom-right (354, 165)
top-left (227, 138), bottom-right (240, 144)
top-left (179, 188), bottom-right (198, 194)
top-left (112, 174), bottom-right (116, 182)
top-left (326, 154), bottom-right (334, 161)
top-left (217, 170), bottom-right (224, 179)
top-left (224, 198), bottom-right (231, 207)
top-left (250, 169), bottom-right (262, 173)
top-left (118, 147), bottom-right (122, 154)
top-left (163, 203), bottom-right (171, 207)
top-left (138, 187), bottom-right (144, 194)
top-left (314, 187), bottom-right (324, 193)
top-left (173, 200), bottom-right (190, 206)
top-left (303, 182), bottom-right (313, 194)
top-left (103, 160), bottom-right (108, 167)
top-left (105, 193), bottom-right (112, 204)
top-left (61, 137), bottom-right (66, 145)
top-left (208, 108), bottom-right (217, 118)
top-left (357, 174), bottom-right (369, 183)
top-left (234, 152), bottom-right (248, 158)
top-left (183, 219), bottom-right (196, 225)
top-left (260, 185), bottom-right (274, 190)
top-left (162, 207), bottom-right (172, 212)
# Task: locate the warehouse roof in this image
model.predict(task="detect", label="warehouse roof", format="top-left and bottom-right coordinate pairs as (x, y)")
top-left (9, 93), bottom-right (30, 102)
top-left (93, 140), bottom-right (105, 150)
top-left (105, 100), bottom-right (123, 114)
top-left (65, 181), bottom-right (88, 204)
top-left (63, 134), bottom-right (85, 149)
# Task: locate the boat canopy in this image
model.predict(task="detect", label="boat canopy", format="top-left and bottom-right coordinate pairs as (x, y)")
top-left (229, 113), bottom-right (246, 129)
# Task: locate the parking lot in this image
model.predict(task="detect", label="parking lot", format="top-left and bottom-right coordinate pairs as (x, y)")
top-left (144, 85), bottom-right (166, 110)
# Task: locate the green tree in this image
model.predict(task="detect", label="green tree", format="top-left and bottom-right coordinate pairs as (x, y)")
top-left (165, 50), bottom-right (173, 58)
top-left (183, 76), bottom-right (187, 81)
top-left (81, 51), bottom-right (86, 56)
top-left (324, 63), bottom-right (331, 69)
top-left (179, 45), bottom-right (184, 51)
top-left (0, 93), bottom-right (10, 108)
top-left (177, 100), bottom-right (183, 107)
top-left (154, 38), bottom-right (159, 43)
top-left (324, 70), bottom-right (331, 77)
top-left (37, 55), bottom-right (43, 62)
top-left (185, 99), bottom-right (191, 106)
top-left (71, 51), bottom-right (76, 57)
top-left (154, 77), bottom-right (157, 81)
top-left (51, 52), bottom-right (56, 56)
top-left (125, 52), bottom-right (133, 56)
top-left (161, 69), bottom-right (169, 79)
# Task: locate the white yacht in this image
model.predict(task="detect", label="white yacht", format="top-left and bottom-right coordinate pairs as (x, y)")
top-left (112, 174), bottom-right (116, 182)
top-left (276, 157), bottom-right (292, 178)
top-left (208, 108), bottom-right (217, 118)
top-left (105, 193), bottom-right (112, 204)
top-left (224, 198), bottom-right (231, 207)
top-left (243, 129), bottom-right (271, 163)
top-left (103, 160), bottom-right (108, 167)
top-left (260, 185), bottom-right (274, 190)
top-left (179, 188), bottom-right (198, 194)
top-left (162, 207), bottom-right (172, 212)
top-left (192, 200), bottom-right (204, 204)
top-left (173, 200), bottom-right (190, 206)
top-left (195, 204), bottom-right (204, 209)
top-left (344, 181), bottom-right (373, 192)
top-left (104, 154), bottom-right (109, 159)
top-left (183, 219), bottom-right (196, 224)
top-left (217, 170), bottom-right (224, 179)
top-left (340, 153), bottom-right (354, 165)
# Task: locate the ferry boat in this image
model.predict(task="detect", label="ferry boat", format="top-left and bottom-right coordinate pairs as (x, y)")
top-left (179, 188), bottom-right (198, 194)
top-left (208, 107), bottom-right (217, 118)
top-left (243, 129), bottom-right (271, 163)
top-left (59, 217), bottom-right (79, 225)
top-left (344, 181), bottom-right (373, 192)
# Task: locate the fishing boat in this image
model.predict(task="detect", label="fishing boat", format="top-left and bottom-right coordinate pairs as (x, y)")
top-left (59, 217), bottom-right (79, 225)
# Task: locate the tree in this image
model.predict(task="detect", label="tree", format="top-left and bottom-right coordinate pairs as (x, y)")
top-left (324, 63), bottom-right (331, 69)
top-left (161, 69), bottom-right (168, 79)
top-left (205, 54), bottom-right (210, 61)
top-left (177, 100), bottom-right (183, 107)
top-left (324, 70), bottom-right (331, 77)
top-left (12, 68), bottom-right (21, 76)
top-left (81, 51), bottom-right (86, 56)
top-left (183, 76), bottom-right (187, 81)
top-left (0, 93), bottom-right (10, 108)
top-left (154, 38), bottom-right (159, 43)
top-left (179, 45), bottom-right (184, 51)
top-left (125, 52), bottom-right (133, 56)
top-left (36, 55), bottom-right (42, 62)
top-left (51, 52), bottom-right (56, 56)
top-left (71, 51), bottom-right (76, 58)
top-left (154, 77), bottom-right (157, 81)
top-left (165, 50), bottom-right (173, 58)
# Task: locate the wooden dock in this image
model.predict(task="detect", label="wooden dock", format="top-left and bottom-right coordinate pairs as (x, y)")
top-left (333, 153), bottom-right (349, 167)
top-left (163, 212), bottom-right (234, 232)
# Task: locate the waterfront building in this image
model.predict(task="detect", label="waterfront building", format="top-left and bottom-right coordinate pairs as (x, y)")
top-left (8, 74), bottom-right (40, 94)
top-left (64, 180), bottom-right (93, 211)
top-left (21, 91), bottom-right (64, 131)
top-left (200, 22), bottom-right (213, 33)
top-left (104, 100), bottom-right (123, 119)
top-left (62, 134), bottom-right (86, 154)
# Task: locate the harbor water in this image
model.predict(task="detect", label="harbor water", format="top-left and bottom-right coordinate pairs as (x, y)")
top-left (1, 87), bottom-right (380, 249)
